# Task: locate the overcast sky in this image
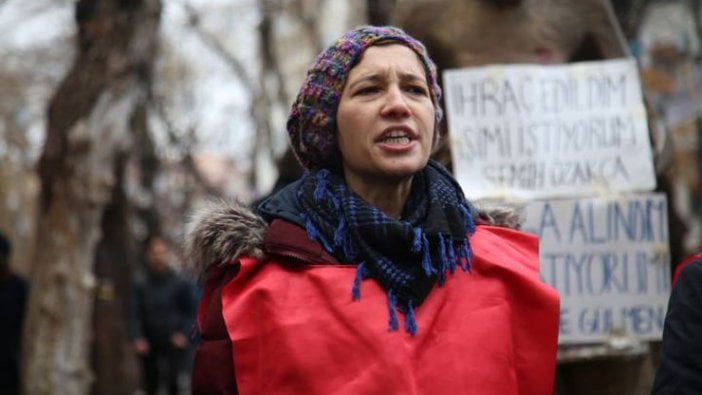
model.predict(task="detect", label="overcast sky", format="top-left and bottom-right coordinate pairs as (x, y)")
top-left (0, 0), bottom-right (259, 166)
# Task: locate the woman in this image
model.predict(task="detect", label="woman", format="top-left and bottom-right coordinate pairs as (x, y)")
top-left (187, 25), bottom-right (559, 394)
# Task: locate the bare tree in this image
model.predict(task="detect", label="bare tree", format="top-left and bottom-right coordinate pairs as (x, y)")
top-left (367, 0), bottom-right (397, 25)
top-left (0, 68), bottom-right (39, 274)
top-left (91, 152), bottom-right (141, 395)
top-left (21, 0), bottom-right (162, 393)
top-left (183, 0), bottom-right (365, 198)
top-left (0, 6), bottom-right (73, 273)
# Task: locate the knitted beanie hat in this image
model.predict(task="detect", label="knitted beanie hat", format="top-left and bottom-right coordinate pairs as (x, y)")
top-left (287, 25), bottom-right (443, 171)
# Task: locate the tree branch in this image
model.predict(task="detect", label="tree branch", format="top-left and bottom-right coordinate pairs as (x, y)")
top-left (182, 3), bottom-right (255, 93)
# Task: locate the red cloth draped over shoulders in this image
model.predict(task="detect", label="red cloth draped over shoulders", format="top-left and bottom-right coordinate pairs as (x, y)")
top-left (204, 225), bottom-right (559, 395)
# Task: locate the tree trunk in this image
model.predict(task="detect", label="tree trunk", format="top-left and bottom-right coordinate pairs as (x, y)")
top-left (22, 0), bottom-right (161, 394)
top-left (367, 0), bottom-right (397, 25)
top-left (91, 153), bottom-right (140, 395)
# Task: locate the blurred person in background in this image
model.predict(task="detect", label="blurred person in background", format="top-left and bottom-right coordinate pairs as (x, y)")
top-left (652, 253), bottom-right (702, 394)
top-left (0, 231), bottom-right (27, 395)
top-left (130, 235), bottom-right (196, 395)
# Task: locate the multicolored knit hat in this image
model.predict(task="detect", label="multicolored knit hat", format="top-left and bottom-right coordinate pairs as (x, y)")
top-left (287, 25), bottom-right (443, 171)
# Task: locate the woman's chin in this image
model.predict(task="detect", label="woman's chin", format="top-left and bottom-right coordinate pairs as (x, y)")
top-left (376, 160), bottom-right (427, 180)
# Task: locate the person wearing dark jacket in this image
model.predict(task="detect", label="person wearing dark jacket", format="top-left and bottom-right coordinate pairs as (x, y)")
top-left (652, 256), bottom-right (702, 394)
top-left (130, 235), bottom-right (195, 395)
top-left (187, 25), bottom-right (560, 395)
top-left (0, 231), bottom-right (27, 395)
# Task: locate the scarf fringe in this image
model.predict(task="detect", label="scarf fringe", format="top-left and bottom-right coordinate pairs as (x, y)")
top-left (437, 234), bottom-right (448, 286)
top-left (421, 233), bottom-right (435, 277)
top-left (458, 241), bottom-right (472, 272)
top-left (351, 262), bottom-right (366, 301)
top-left (387, 289), bottom-right (399, 331)
top-left (434, 234), bottom-right (468, 286)
top-left (411, 227), bottom-right (423, 253)
top-left (334, 216), bottom-right (347, 249)
top-left (458, 204), bottom-right (475, 272)
top-left (303, 212), bottom-right (334, 254)
top-left (404, 300), bottom-right (418, 336)
top-left (446, 236), bottom-right (457, 274)
top-left (303, 212), bottom-right (319, 242)
top-left (368, 272), bottom-right (418, 337)
top-left (313, 171), bottom-right (328, 201)
top-left (460, 204), bottom-right (477, 234)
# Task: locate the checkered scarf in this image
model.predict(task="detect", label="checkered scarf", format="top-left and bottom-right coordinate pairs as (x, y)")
top-left (297, 161), bottom-right (475, 335)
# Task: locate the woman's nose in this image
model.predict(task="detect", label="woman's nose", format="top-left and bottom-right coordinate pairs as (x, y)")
top-left (381, 86), bottom-right (411, 117)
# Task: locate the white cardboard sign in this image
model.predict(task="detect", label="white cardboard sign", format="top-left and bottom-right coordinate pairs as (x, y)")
top-left (443, 58), bottom-right (656, 200)
top-left (522, 193), bottom-right (671, 344)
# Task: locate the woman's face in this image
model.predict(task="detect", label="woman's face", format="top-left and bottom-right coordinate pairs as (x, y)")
top-left (336, 44), bottom-right (435, 187)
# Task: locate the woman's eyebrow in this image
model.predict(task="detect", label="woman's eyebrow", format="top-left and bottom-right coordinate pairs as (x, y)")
top-left (347, 73), bottom-right (386, 91)
top-left (348, 70), bottom-right (426, 91)
top-left (398, 71), bottom-right (427, 84)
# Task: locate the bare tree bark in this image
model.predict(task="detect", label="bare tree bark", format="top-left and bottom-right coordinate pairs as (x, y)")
top-left (367, 0), bottom-right (397, 25)
top-left (22, 0), bottom-right (162, 393)
top-left (610, 0), bottom-right (648, 41)
top-left (151, 94), bottom-right (221, 197)
top-left (91, 153), bottom-right (140, 395)
top-left (290, 0), bottom-right (325, 54)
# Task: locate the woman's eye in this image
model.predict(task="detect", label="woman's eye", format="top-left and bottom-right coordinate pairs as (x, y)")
top-left (356, 86), bottom-right (381, 95)
top-left (406, 85), bottom-right (428, 95)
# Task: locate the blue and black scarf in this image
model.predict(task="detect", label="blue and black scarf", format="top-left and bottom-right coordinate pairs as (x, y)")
top-left (297, 160), bottom-right (476, 335)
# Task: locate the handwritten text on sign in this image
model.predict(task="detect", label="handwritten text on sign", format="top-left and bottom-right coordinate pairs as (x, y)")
top-left (444, 58), bottom-right (656, 200)
top-left (523, 193), bottom-right (670, 344)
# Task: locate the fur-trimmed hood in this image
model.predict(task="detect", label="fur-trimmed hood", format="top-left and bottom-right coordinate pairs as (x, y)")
top-left (185, 200), bottom-right (267, 276)
top-left (185, 199), bottom-right (523, 277)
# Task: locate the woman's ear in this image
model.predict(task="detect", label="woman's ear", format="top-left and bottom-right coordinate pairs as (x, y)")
top-left (430, 130), bottom-right (454, 171)
top-left (432, 127), bottom-right (441, 149)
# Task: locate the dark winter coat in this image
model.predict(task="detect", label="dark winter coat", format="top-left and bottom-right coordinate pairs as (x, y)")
top-left (186, 199), bottom-right (560, 395)
top-left (652, 258), bottom-right (702, 394)
top-left (0, 273), bottom-right (27, 393)
top-left (129, 268), bottom-right (195, 348)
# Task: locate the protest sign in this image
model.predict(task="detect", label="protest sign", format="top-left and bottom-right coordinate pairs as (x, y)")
top-left (443, 58), bottom-right (656, 200)
top-left (522, 193), bottom-right (670, 344)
